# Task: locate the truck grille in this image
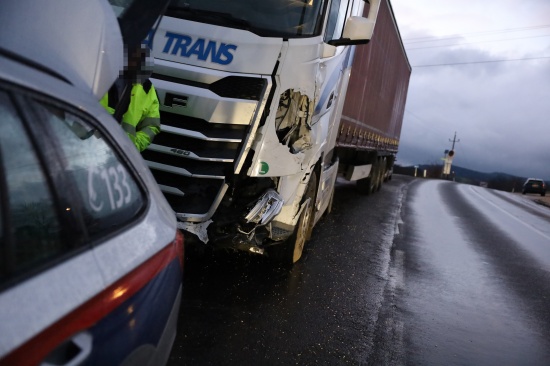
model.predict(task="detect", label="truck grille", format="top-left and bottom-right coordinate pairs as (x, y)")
top-left (144, 73), bottom-right (269, 222)
top-left (210, 76), bottom-right (266, 100)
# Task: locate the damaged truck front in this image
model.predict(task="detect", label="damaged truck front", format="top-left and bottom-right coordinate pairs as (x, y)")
top-left (143, 0), bottom-right (409, 265)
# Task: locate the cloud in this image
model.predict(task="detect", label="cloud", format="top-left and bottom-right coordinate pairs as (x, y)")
top-left (392, 0), bottom-right (550, 179)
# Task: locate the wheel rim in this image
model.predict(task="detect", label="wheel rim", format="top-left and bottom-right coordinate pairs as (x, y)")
top-left (293, 200), bottom-right (312, 263)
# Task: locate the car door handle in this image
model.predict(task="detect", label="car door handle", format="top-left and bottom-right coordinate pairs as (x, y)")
top-left (41, 331), bottom-right (93, 366)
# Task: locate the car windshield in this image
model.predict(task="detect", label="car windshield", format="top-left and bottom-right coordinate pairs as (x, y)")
top-left (166, 0), bottom-right (326, 38)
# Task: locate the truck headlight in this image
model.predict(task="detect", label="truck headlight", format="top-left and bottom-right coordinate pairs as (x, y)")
top-left (244, 189), bottom-right (283, 225)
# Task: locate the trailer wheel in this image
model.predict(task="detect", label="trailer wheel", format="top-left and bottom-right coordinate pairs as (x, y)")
top-left (376, 159), bottom-right (387, 191)
top-left (356, 160), bottom-right (378, 195)
top-left (270, 172), bottom-right (317, 266)
top-left (357, 175), bottom-right (375, 195)
top-left (373, 161), bottom-right (381, 192)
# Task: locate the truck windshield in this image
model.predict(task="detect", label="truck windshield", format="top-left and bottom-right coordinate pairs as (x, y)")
top-left (166, 0), bottom-right (326, 38)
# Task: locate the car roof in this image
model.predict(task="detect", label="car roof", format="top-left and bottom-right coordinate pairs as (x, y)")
top-left (0, 0), bottom-right (123, 99)
top-left (0, 52), bottom-right (99, 114)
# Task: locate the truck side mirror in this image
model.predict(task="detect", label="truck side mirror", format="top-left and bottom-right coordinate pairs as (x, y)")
top-left (328, 0), bottom-right (380, 46)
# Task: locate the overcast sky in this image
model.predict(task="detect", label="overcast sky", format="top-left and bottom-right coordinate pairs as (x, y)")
top-left (390, 0), bottom-right (550, 179)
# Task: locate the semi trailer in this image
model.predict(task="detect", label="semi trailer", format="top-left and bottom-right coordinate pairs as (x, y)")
top-left (143, 0), bottom-right (411, 264)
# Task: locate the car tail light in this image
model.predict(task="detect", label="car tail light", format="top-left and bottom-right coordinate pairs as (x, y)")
top-left (173, 230), bottom-right (185, 270)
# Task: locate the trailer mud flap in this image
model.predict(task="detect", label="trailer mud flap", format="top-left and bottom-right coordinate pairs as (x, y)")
top-left (345, 164), bottom-right (373, 181)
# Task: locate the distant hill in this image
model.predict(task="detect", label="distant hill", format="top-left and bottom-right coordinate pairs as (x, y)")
top-left (444, 165), bottom-right (522, 183)
top-left (394, 164), bottom-right (533, 192)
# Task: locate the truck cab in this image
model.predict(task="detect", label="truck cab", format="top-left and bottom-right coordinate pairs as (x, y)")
top-left (144, 0), bottom-right (382, 264)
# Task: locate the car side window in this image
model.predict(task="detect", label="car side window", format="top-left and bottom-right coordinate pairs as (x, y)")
top-left (35, 102), bottom-right (146, 239)
top-left (0, 91), bottom-right (63, 283)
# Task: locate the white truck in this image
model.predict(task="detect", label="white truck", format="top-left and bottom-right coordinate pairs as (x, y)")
top-left (143, 0), bottom-right (410, 264)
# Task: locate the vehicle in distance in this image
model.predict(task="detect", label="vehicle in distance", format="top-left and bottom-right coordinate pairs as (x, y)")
top-left (522, 178), bottom-right (546, 196)
top-left (0, 0), bottom-right (182, 365)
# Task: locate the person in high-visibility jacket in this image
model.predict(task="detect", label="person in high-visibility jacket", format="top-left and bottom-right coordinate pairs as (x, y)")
top-left (100, 46), bottom-right (160, 152)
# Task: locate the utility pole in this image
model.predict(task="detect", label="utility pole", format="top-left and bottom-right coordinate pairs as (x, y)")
top-left (449, 131), bottom-right (460, 151)
top-left (443, 132), bottom-right (459, 180)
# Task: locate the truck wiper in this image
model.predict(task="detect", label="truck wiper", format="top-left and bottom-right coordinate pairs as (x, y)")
top-left (166, 6), bottom-right (252, 31)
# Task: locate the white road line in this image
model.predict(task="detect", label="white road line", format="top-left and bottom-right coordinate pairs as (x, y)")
top-left (468, 186), bottom-right (550, 241)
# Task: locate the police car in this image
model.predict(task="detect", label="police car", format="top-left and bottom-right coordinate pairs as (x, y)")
top-left (0, 0), bottom-right (182, 365)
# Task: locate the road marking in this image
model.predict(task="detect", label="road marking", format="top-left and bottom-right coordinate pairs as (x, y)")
top-left (469, 186), bottom-right (550, 241)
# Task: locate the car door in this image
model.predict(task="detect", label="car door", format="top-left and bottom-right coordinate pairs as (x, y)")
top-left (0, 75), bottom-right (182, 366)
top-left (0, 85), bottom-right (105, 366)
top-left (25, 88), bottom-right (183, 366)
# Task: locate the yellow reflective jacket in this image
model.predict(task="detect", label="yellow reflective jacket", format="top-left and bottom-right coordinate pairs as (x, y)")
top-left (100, 81), bottom-right (160, 152)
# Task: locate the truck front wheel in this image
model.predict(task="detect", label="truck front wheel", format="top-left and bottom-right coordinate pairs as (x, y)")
top-left (290, 171), bottom-right (317, 263)
top-left (270, 172), bottom-right (317, 266)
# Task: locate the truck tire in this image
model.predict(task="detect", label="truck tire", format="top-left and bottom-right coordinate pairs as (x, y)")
top-left (376, 158), bottom-right (387, 191)
top-left (357, 160), bottom-right (378, 195)
top-left (373, 160), bottom-right (381, 192)
top-left (270, 172), bottom-right (317, 266)
top-left (356, 176), bottom-right (374, 195)
top-left (326, 183), bottom-right (335, 214)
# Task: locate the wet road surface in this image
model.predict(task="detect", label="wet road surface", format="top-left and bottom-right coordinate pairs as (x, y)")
top-left (399, 179), bottom-right (550, 365)
top-left (168, 176), bottom-right (550, 365)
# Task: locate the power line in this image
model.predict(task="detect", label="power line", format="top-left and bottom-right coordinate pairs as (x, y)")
top-left (412, 55), bottom-right (550, 67)
top-left (403, 109), bottom-right (452, 139)
top-left (406, 34), bottom-right (550, 50)
top-left (403, 24), bottom-right (550, 43)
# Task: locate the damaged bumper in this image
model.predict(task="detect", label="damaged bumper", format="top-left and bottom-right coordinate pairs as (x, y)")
top-left (235, 189), bottom-right (285, 254)
top-left (180, 189), bottom-right (291, 255)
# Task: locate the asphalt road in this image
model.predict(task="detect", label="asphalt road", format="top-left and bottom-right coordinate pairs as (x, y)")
top-left (399, 178), bottom-right (550, 366)
top-left (168, 175), bottom-right (550, 365)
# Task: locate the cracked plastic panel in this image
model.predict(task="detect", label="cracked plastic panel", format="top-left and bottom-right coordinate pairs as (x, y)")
top-left (275, 89), bottom-right (314, 154)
